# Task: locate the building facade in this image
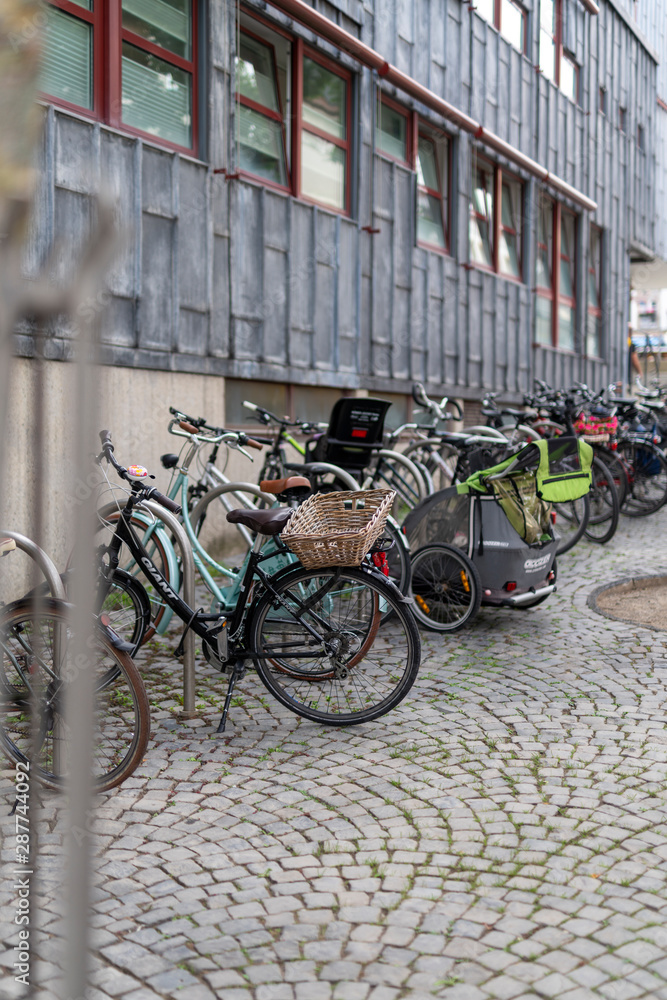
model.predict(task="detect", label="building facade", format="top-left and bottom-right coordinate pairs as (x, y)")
top-left (21, 0), bottom-right (667, 422)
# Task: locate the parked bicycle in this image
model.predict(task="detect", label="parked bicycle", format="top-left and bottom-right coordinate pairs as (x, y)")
top-left (0, 534), bottom-right (149, 791)
top-left (95, 431), bottom-right (421, 733)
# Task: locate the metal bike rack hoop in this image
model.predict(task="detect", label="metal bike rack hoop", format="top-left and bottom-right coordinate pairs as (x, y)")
top-left (0, 529), bottom-right (67, 600)
top-left (96, 501), bottom-right (198, 717)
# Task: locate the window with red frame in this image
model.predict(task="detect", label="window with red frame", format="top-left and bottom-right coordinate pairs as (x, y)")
top-left (475, 0), bottom-right (528, 53)
top-left (535, 196), bottom-right (577, 350)
top-left (300, 53), bottom-right (350, 212)
top-left (535, 196), bottom-right (554, 346)
top-left (416, 132), bottom-right (448, 251)
top-left (39, 0), bottom-right (197, 153)
top-left (469, 158), bottom-right (523, 280)
top-left (235, 17), bottom-right (352, 215)
top-left (375, 99), bottom-right (448, 251)
top-left (587, 225), bottom-right (603, 357)
top-left (469, 160), bottom-right (494, 268)
top-left (237, 30), bottom-right (288, 186)
top-left (376, 96), bottom-right (410, 166)
top-left (539, 0), bottom-right (580, 103)
top-left (559, 210), bottom-right (576, 350)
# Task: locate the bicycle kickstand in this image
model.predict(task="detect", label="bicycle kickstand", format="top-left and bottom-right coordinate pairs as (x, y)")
top-left (216, 659), bottom-right (246, 733)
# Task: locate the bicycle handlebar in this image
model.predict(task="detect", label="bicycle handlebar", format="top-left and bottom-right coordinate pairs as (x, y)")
top-left (242, 400), bottom-right (324, 438)
top-left (142, 487), bottom-right (182, 515)
top-left (411, 383), bottom-right (463, 422)
top-left (167, 417), bottom-right (261, 451)
top-left (98, 430), bottom-right (183, 515)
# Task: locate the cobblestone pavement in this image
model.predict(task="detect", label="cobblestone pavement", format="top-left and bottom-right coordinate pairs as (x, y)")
top-left (2, 507), bottom-right (667, 1000)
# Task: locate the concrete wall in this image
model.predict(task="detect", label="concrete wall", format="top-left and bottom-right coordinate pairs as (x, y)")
top-left (1, 357), bottom-right (271, 601)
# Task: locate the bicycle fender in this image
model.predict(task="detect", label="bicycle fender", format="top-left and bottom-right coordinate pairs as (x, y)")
top-left (98, 619), bottom-right (136, 653)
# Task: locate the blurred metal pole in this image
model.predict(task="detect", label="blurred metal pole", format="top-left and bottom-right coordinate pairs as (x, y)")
top-left (65, 203), bottom-right (122, 1000)
top-left (0, 7), bottom-right (54, 999)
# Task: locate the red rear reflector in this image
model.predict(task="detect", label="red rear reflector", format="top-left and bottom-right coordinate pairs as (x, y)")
top-left (550, 511), bottom-right (557, 524)
top-left (372, 552), bottom-right (389, 576)
top-left (100, 614), bottom-right (111, 626)
top-left (351, 429), bottom-right (367, 438)
top-left (610, 441), bottom-right (617, 450)
top-left (505, 582), bottom-right (517, 592)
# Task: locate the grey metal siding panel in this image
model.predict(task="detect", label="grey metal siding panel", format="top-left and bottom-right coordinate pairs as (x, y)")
top-left (139, 213), bottom-right (175, 352)
top-left (20, 0), bottom-right (667, 402)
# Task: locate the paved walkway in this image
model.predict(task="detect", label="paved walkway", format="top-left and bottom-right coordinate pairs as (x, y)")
top-left (3, 507), bottom-right (667, 1000)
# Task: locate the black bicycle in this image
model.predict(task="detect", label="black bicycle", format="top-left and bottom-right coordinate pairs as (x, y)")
top-left (100, 431), bottom-right (420, 731)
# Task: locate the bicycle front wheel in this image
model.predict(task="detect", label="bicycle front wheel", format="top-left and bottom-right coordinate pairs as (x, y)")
top-left (367, 451), bottom-right (427, 522)
top-left (0, 598), bottom-right (150, 791)
top-left (97, 569), bottom-right (152, 655)
top-left (248, 566), bottom-right (421, 726)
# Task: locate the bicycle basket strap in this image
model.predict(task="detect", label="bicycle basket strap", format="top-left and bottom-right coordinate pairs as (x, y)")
top-left (534, 437), bottom-right (592, 502)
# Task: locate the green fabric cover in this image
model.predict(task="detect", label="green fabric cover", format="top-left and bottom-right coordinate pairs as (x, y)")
top-left (459, 437), bottom-right (592, 503)
top-left (489, 472), bottom-right (552, 544)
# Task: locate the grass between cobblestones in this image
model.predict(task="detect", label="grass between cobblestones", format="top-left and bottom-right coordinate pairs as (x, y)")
top-left (2, 507), bottom-right (667, 999)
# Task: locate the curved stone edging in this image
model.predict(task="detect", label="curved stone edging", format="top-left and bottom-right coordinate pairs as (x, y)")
top-left (587, 573), bottom-right (667, 632)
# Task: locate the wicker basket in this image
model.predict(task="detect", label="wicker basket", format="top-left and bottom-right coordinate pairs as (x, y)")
top-left (582, 433), bottom-right (610, 443)
top-left (281, 490), bottom-right (395, 569)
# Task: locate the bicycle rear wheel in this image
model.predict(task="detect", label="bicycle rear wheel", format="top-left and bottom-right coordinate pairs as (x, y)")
top-left (404, 440), bottom-right (457, 493)
top-left (618, 441), bottom-right (667, 516)
top-left (553, 494), bottom-right (589, 555)
top-left (583, 456), bottom-right (620, 545)
top-left (377, 515), bottom-right (411, 596)
top-left (0, 598), bottom-right (150, 790)
top-left (248, 566), bottom-right (420, 725)
top-left (593, 446), bottom-right (628, 508)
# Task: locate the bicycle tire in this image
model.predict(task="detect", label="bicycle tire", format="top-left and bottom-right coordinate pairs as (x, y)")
top-left (553, 494), bottom-right (590, 556)
top-left (100, 569), bottom-right (152, 654)
top-left (365, 451), bottom-right (427, 522)
top-left (593, 445), bottom-right (628, 509)
top-left (410, 543), bottom-right (482, 632)
top-left (248, 565), bottom-right (421, 726)
top-left (91, 511), bottom-right (176, 642)
top-left (583, 456), bottom-right (620, 545)
top-left (381, 515), bottom-right (411, 597)
top-left (496, 423), bottom-right (541, 446)
top-left (0, 598), bottom-right (150, 791)
top-left (618, 440), bottom-right (667, 516)
top-left (403, 440), bottom-right (456, 493)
